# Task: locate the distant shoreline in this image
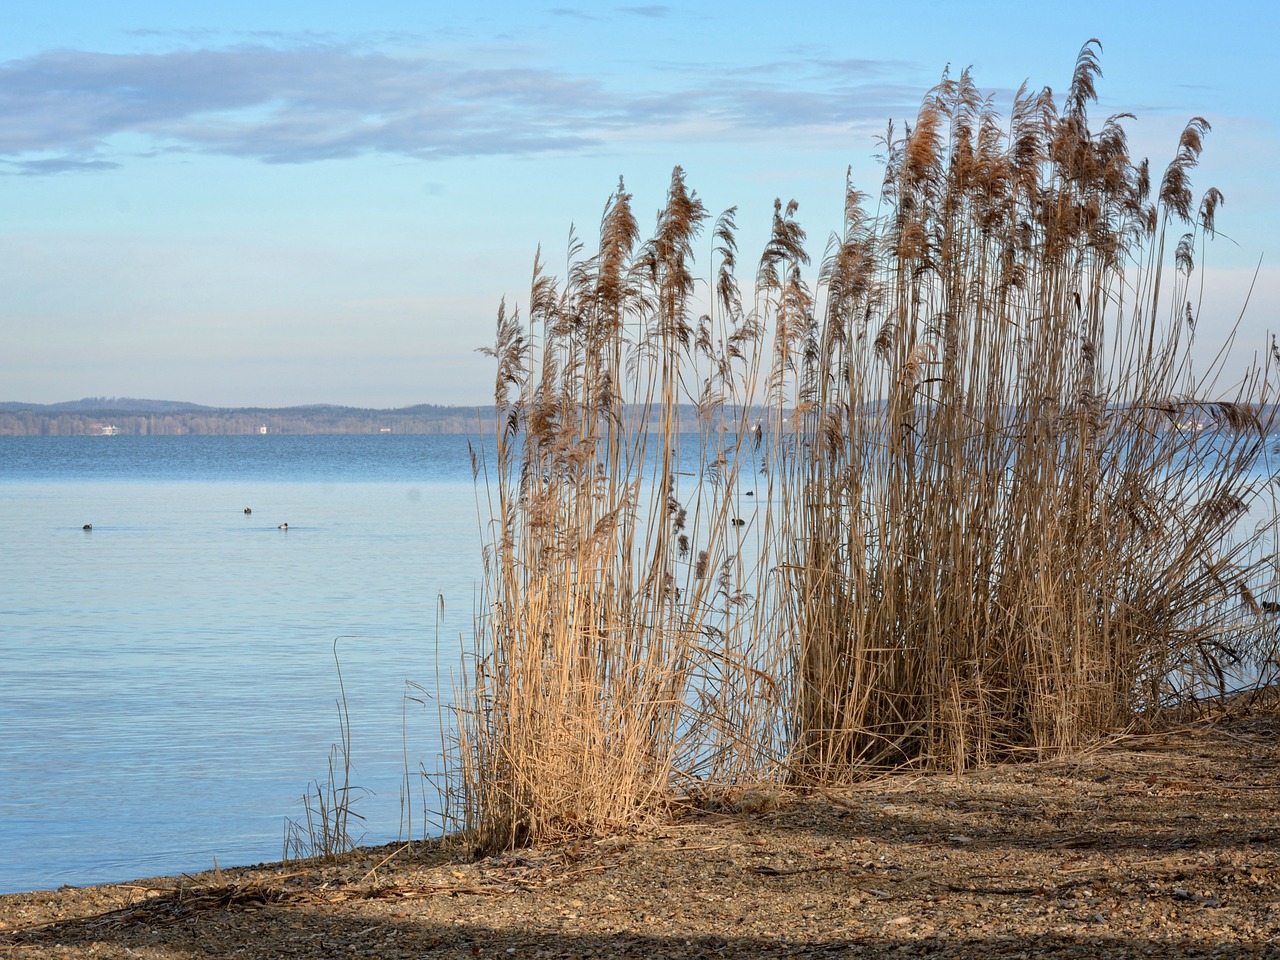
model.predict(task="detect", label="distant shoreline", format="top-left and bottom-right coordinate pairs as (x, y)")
top-left (0, 400), bottom-right (488, 436)
top-left (0, 398), bottom-right (720, 436)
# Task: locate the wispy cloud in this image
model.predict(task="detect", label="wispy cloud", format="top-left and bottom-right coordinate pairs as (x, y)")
top-left (549, 8), bottom-right (601, 21)
top-left (0, 43), bottom-right (920, 174)
top-left (553, 5), bottom-right (668, 21)
top-left (6, 156), bottom-right (120, 175)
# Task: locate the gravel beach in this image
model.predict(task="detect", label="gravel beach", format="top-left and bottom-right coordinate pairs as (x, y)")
top-left (3, 701), bottom-right (1277, 959)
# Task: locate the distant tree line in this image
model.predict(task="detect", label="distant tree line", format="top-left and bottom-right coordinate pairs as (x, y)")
top-left (0, 404), bottom-right (487, 436)
top-left (0, 402), bottom-right (725, 436)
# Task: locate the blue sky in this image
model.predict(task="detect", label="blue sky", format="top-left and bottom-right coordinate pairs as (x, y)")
top-left (2, 1), bottom-right (1277, 407)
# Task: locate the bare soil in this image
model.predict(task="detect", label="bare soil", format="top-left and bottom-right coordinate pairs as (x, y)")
top-left (3, 703), bottom-right (1278, 959)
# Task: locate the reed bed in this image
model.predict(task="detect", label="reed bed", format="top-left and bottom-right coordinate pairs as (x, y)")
top-left (447, 42), bottom-right (1278, 852)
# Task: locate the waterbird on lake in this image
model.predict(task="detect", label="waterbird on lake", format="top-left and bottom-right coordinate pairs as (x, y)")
top-left (244, 507), bottom-right (252, 514)
top-left (278, 522), bottom-right (288, 530)
top-left (731, 518), bottom-right (746, 527)
top-left (82, 524), bottom-right (92, 531)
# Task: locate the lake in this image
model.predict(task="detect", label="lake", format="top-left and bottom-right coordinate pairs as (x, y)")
top-left (3, 429), bottom-right (1276, 895)
top-left (0, 434), bottom-right (487, 894)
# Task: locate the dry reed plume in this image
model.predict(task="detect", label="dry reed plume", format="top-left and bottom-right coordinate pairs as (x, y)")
top-left (447, 41), bottom-right (1279, 853)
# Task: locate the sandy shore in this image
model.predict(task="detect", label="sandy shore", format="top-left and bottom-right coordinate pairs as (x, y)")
top-left (3, 703), bottom-right (1278, 959)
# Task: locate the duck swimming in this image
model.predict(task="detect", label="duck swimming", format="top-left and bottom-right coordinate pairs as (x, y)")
top-left (82, 523), bottom-right (92, 531)
top-left (244, 507), bottom-right (252, 514)
top-left (278, 522), bottom-right (288, 530)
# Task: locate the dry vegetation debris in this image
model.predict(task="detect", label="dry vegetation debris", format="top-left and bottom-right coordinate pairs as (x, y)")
top-left (3, 707), bottom-right (1276, 959)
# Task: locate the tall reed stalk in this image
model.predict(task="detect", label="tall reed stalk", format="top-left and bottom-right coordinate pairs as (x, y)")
top-left (452, 171), bottom-right (786, 850)
top-left (780, 48), bottom-right (1272, 779)
top-left (450, 42), bottom-right (1276, 850)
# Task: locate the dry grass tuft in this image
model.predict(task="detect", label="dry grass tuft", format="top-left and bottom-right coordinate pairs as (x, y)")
top-left (446, 43), bottom-right (1279, 853)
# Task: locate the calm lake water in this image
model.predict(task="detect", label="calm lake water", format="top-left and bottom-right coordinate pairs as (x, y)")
top-left (0, 435), bottom-right (487, 894)
top-left (3, 431), bottom-right (1276, 895)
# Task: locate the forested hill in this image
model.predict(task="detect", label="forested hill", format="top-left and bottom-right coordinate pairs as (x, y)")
top-left (7, 397), bottom-right (1267, 438)
top-left (0, 399), bottom-right (487, 435)
top-left (0, 398), bottom-right (717, 436)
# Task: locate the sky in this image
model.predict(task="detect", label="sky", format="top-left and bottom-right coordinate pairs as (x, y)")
top-left (1, 1), bottom-right (1277, 408)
